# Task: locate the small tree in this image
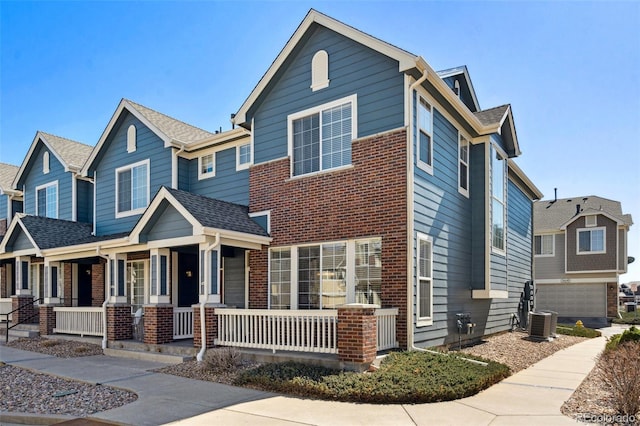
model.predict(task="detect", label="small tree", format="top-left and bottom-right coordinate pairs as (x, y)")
top-left (597, 341), bottom-right (640, 417)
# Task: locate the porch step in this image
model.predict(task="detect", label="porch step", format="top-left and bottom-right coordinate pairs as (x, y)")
top-left (104, 340), bottom-right (197, 364)
top-left (1, 323), bottom-right (40, 339)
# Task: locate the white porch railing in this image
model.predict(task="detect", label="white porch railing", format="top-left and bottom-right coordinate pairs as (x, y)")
top-left (216, 309), bottom-right (338, 354)
top-left (173, 307), bottom-right (193, 339)
top-left (375, 308), bottom-right (399, 351)
top-left (53, 307), bottom-right (104, 337)
top-left (0, 298), bottom-right (12, 321)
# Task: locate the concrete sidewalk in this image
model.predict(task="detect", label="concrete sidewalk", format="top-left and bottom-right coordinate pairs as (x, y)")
top-left (1, 326), bottom-right (623, 426)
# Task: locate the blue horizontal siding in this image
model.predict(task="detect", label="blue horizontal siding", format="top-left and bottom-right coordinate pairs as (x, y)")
top-left (177, 157), bottom-right (190, 191)
top-left (76, 179), bottom-right (93, 224)
top-left (188, 147), bottom-right (249, 205)
top-left (0, 195), bottom-right (7, 220)
top-left (94, 112), bottom-right (173, 236)
top-left (144, 203), bottom-right (193, 241)
top-left (22, 142), bottom-right (73, 221)
top-left (250, 24), bottom-right (404, 164)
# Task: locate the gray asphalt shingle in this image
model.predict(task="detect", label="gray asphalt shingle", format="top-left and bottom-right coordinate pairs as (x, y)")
top-left (0, 163), bottom-right (19, 191)
top-left (534, 195), bottom-right (633, 232)
top-left (39, 132), bottom-right (93, 170)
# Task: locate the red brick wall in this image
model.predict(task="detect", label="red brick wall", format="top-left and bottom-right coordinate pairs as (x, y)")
top-left (106, 304), bottom-right (132, 341)
top-left (39, 305), bottom-right (56, 335)
top-left (193, 304), bottom-right (218, 349)
top-left (92, 261), bottom-right (105, 307)
top-left (143, 305), bottom-right (174, 345)
top-left (607, 282), bottom-right (618, 318)
top-left (0, 264), bottom-right (7, 298)
top-left (337, 306), bottom-right (377, 364)
top-left (11, 295), bottom-right (37, 324)
top-left (63, 263), bottom-right (72, 307)
top-left (249, 129), bottom-right (409, 347)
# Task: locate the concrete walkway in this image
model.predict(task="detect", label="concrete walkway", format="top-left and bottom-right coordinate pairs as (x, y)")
top-left (1, 326), bottom-right (623, 426)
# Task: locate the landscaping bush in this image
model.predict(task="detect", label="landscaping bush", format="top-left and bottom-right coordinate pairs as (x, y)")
top-left (597, 341), bottom-right (640, 417)
top-left (613, 311), bottom-right (640, 325)
top-left (235, 351), bottom-right (510, 404)
top-left (605, 326), bottom-right (640, 351)
top-left (201, 347), bottom-right (242, 374)
top-left (555, 325), bottom-right (601, 338)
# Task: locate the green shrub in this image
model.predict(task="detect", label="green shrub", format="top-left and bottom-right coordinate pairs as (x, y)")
top-left (555, 325), bottom-right (601, 338)
top-left (235, 351), bottom-right (510, 404)
top-left (605, 326), bottom-right (640, 351)
top-left (613, 311), bottom-right (640, 325)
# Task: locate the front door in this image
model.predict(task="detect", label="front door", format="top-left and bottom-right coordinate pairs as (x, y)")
top-left (178, 252), bottom-right (199, 307)
top-left (77, 264), bottom-right (92, 306)
top-left (223, 248), bottom-right (246, 308)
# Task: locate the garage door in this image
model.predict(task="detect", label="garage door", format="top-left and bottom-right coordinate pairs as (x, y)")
top-left (535, 283), bottom-right (606, 317)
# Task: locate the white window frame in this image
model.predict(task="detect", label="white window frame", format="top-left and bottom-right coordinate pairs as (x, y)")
top-left (115, 159), bottom-right (150, 218)
top-left (417, 95), bottom-right (434, 174)
top-left (236, 142), bottom-right (252, 171)
top-left (458, 132), bottom-right (470, 197)
top-left (310, 50), bottom-right (330, 91)
top-left (287, 94), bottom-right (358, 178)
top-left (198, 153), bottom-right (215, 180)
top-left (577, 227), bottom-right (606, 255)
top-left (267, 237), bottom-right (381, 310)
top-left (417, 232), bottom-right (433, 326)
top-left (534, 234), bottom-right (555, 257)
top-left (491, 144), bottom-right (507, 255)
top-left (35, 180), bottom-right (59, 219)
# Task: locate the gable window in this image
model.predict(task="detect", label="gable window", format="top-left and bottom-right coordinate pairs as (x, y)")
top-left (116, 160), bottom-right (149, 217)
top-left (288, 95), bottom-right (356, 177)
top-left (268, 237), bottom-right (380, 309)
top-left (577, 227), bottom-right (605, 254)
top-left (417, 233), bottom-right (433, 324)
top-left (310, 50), bottom-right (330, 91)
top-left (127, 125), bottom-right (137, 153)
top-left (458, 134), bottom-right (469, 196)
top-left (198, 153), bottom-right (215, 179)
top-left (534, 234), bottom-right (554, 256)
top-left (585, 215), bottom-right (597, 227)
top-left (36, 181), bottom-right (58, 218)
top-left (417, 96), bottom-right (433, 173)
top-left (236, 143), bottom-right (251, 170)
top-left (491, 144), bottom-right (506, 252)
top-left (42, 151), bottom-right (50, 174)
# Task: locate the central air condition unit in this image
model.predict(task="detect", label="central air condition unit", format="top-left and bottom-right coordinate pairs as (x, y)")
top-left (528, 312), bottom-right (552, 340)
top-left (536, 310), bottom-right (558, 337)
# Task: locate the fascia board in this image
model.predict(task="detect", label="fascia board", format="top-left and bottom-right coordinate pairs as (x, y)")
top-left (507, 159), bottom-right (543, 200)
top-left (202, 226), bottom-right (272, 245)
top-left (13, 132), bottom-right (69, 188)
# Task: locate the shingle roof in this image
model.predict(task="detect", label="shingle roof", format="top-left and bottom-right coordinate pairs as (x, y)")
top-left (165, 188), bottom-right (269, 237)
top-left (0, 163), bottom-right (19, 191)
top-left (534, 195), bottom-right (633, 232)
top-left (18, 215), bottom-right (126, 250)
top-left (125, 100), bottom-right (215, 145)
top-left (473, 105), bottom-right (510, 126)
top-left (39, 132), bottom-right (93, 170)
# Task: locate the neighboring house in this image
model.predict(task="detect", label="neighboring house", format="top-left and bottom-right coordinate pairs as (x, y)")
top-left (0, 162), bottom-right (22, 303)
top-left (0, 9), bottom-right (543, 367)
top-left (533, 195), bottom-right (633, 326)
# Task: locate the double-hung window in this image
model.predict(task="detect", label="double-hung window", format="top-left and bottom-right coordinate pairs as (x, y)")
top-left (236, 143), bottom-right (252, 170)
top-left (288, 95), bottom-right (356, 177)
top-left (491, 145), bottom-right (506, 252)
top-left (534, 235), bottom-right (554, 256)
top-left (116, 160), bottom-right (149, 217)
top-left (417, 96), bottom-right (433, 172)
top-left (36, 181), bottom-right (58, 218)
top-left (577, 227), bottom-right (605, 254)
top-left (417, 233), bottom-right (433, 324)
top-left (459, 134), bottom-right (469, 196)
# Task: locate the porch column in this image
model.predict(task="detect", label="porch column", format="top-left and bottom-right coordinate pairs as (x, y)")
top-left (43, 260), bottom-right (61, 305)
top-left (11, 295), bottom-right (36, 324)
top-left (149, 249), bottom-right (170, 304)
top-left (106, 254), bottom-right (127, 304)
top-left (199, 243), bottom-right (220, 304)
top-left (143, 305), bottom-right (173, 344)
top-left (193, 303), bottom-right (218, 349)
top-left (337, 304), bottom-right (377, 367)
top-left (15, 257), bottom-right (31, 296)
top-left (39, 305), bottom-right (57, 335)
top-left (106, 304), bottom-right (133, 340)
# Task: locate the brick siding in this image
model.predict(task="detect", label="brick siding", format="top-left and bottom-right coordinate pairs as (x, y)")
top-left (39, 305), bottom-right (56, 335)
top-left (63, 263), bottom-right (72, 306)
top-left (92, 261), bottom-right (105, 307)
top-left (249, 128), bottom-right (409, 347)
top-left (193, 304), bottom-right (218, 349)
top-left (143, 305), bottom-right (174, 345)
top-left (337, 305), bottom-right (377, 364)
top-left (106, 304), bottom-right (132, 340)
top-left (11, 295), bottom-right (37, 324)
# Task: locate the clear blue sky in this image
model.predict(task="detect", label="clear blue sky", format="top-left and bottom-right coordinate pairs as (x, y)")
top-left (1, 1), bottom-right (639, 282)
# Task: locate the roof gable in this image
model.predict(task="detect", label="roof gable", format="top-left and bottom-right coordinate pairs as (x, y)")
top-left (534, 195), bottom-right (633, 232)
top-left (474, 105), bottom-right (521, 157)
top-left (14, 132), bottom-right (92, 188)
top-left (233, 9), bottom-right (420, 126)
top-left (436, 66), bottom-right (480, 112)
top-left (83, 99), bottom-right (215, 175)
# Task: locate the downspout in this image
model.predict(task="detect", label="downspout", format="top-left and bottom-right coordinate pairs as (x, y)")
top-left (172, 142), bottom-right (186, 190)
top-left (197, 232), bottom-right (221, 362)
top-left (96, 247), bottom-right (109, 350)
top-left (407, 68), bottom-right (428, 352)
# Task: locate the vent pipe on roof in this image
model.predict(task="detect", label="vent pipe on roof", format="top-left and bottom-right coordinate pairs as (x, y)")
top-left (554, 188), bottom-right (557, 202)
top-left (576, 204), bottom-right (581, 216)
top-left (230, 113), bottom-right (236, 129)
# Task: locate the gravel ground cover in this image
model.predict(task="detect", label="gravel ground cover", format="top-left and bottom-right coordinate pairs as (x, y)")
top-left (2, 337), bottom-right (137, 416)
top-left (3, 331), bottom-right (611, 420)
